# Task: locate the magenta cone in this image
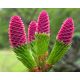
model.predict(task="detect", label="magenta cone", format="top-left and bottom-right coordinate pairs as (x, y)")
top-left (9, 16), bottom-right (27, 47)
top-left (28, 21), bottom-right (37, 42)
top-left (56, 18), bottom-right (74, 44)
top-left (37, 10), bottom-right (50, 34)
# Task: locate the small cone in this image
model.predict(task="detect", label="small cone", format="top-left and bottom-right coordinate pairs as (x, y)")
top-left (9, 16), bottom-right (27, 47)
top-left (37, 10), bottom-right (50, 34)
top-left (28, 21), bottom-right (37, 43)
top-left (56, 18), bottom-right (74, 44)
top-left (46, 18), bottom-right (74, 67)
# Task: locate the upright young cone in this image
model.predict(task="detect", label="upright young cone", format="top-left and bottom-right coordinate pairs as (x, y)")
top-left (56, 18), bottom-right (74, 44)
top-left (47, 18), bottom-right (74, 66)
top-left (9, 16), bottom-right (27, 47)
top-left (28, 21), bottom-right (38, 66)
top-left (35, 10), bottom-right (50, 56)
top-left (37, 10), bottom-right (50, 34)
top-left (8, 16), bottom-right (37, 70)
top-left (28, 21), bottom-right (37, 43)
top-left (35, 10), bottom-right (50, 69)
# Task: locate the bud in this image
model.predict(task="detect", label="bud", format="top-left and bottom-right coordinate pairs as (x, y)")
top-left (37, 10), bottom-right (50, 34)
top-left (28, 21), bottom-right (37, 43)
top-left (56, 18), bottom-right (74, 44)
top-left (8, 16), bottom-right (27, 47)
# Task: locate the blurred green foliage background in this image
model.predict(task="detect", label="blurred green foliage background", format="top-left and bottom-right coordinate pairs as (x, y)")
top-left (0, 8), bottom-right (80, 71)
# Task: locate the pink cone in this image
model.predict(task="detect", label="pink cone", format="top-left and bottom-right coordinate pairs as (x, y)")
top-left (37, 10), bottom-right (50, 34)
top-left (8, 16), bottom-right (27, 47)
top-left (28, 21), bottom-right (37, 42)
top-left (56, 18), bottom-right (74, 44)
